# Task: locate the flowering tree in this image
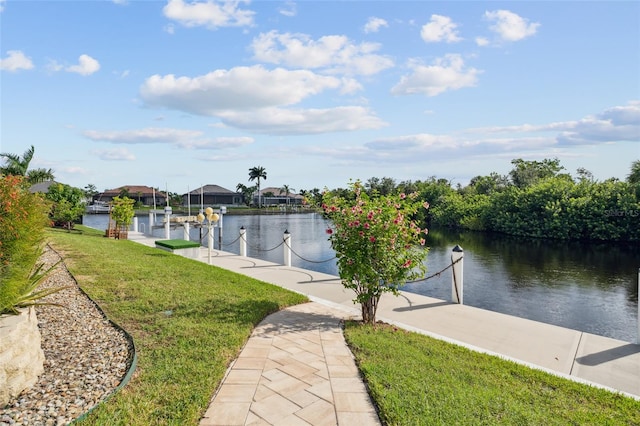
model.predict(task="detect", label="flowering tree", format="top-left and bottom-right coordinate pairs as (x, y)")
top-left (323, 181), bottom-right (429, 324)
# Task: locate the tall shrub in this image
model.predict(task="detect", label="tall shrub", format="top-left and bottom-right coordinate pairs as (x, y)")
top-left (0, 175), bottom-right (50, 314)
top-left (323, 181), bottom-right (429, 324)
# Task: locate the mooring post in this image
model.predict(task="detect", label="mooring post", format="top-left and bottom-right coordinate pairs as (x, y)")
top-left (148, 211), bottom-right (154, 236)
top-left (183, 221), bottom-right (190, 241)
top-left (239, 226), bottom-right (247, 257)
top-left (132, 216), bottom-right (138, 233)
top-left (164, 206), bottom-right (172, 240)
top-left (452, 245), bottom-right (464, 304)
top-left (283, 230), bottom-right (291, 267)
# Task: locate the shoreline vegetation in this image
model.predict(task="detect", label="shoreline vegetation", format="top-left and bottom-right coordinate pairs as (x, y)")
top-left (45, 226), bottom-right (640, 425)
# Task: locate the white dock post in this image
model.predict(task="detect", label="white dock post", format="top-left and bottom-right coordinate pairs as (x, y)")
top-left (164, 206), bottom-right (172, 240)
top-left (283, 230), bottom-right (291, 267)
top-left (148, 211), bottom-right (154, 236)
top-left (183, 222), bottom-right (190, 241)
top-left (239, 226), bottom-right (247, 257)
top-left (452, 245), bottom-right (464, 304)
top-left (132, 216), bottom-right (138, 233)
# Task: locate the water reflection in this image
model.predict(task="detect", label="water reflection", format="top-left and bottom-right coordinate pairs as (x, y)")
top-left (82, 213), bottom-right (638, 341)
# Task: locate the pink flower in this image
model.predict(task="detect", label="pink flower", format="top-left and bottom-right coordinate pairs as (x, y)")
top-left (364, 222), bottom-right (370, 229)
top-left (367, 211), bottom-right (374, 220)
top-left (423, 201), bottom-right (430, 209)
top-left (402, 259), bottom-right (412, 268)
top-left (399, 193), bottom-right (406, 199)
top-left (369, 236), bottom-right (376, 242)
top-left (326, 228), bottom-right (333, 235)
top-left (420, 238), bottom-right (426, 246)
top-left (359, 231), bottom-right (364, 237)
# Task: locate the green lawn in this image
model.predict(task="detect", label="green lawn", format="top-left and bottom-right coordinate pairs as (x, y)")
top-left (344, 322), bottom-right (640, 425)
top-left (47, 226), bottom-right (640, 425)
top-left (47, 226), bottom-right (307, 425)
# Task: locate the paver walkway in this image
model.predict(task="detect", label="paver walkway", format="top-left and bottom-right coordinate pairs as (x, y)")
top-left (199, 303), bottom-right (380, 426)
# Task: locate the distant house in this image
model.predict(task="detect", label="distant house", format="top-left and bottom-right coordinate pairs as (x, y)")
top-left (94, 185), bottom-right (167, 206)
top-left (255, 187), bottom-right (304, 206)
top-left (183, 185), bottom-right (244, 207)
top-left (28, 180), bottom-right (58, 194)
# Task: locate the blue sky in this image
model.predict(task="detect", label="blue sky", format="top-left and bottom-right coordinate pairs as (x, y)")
top-left (1, 1), bottom-right (638, 195)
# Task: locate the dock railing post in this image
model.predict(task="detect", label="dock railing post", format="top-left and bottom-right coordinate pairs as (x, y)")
top-left (133, 216), bottom-right (138, 233)
top-left (283, 230), bottom-right (291, 267)
top-left (183, 222), bottom-right (190, 241)
top-left (239, 226), bottom-right (247, 257)
top-left (452, 245), bottom-right (464, 304)
top-left (148, 211), bottom-right (154, 236)
top-left (164, 206), bottom-right (172, 240)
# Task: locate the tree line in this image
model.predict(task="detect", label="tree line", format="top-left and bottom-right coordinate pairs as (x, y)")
top-left (327, 159), bottom-right (639, 242)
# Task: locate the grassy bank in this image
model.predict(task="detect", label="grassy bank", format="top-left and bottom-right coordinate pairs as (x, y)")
top-left (344, 322), bottom-right (640, 425)
top-left (47, 226), bottom-right (640, 425)
top-left (47, 226), bottom-right (307, 425)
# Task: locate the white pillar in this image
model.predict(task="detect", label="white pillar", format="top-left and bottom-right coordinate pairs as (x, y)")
top-left (208, 225), bottom-right (213, 264)
top-left (148, 211), bottom-right (154, 236)
top-left (218, 209), bottom-right (224, 250)
top-left (164, 206), bottom-right (172, 240)
top-left (239, 226), bottom-right (247, 257)
top-left (183, 222), bottom-right (190, 241)
top-left (132, 216), bottom-right (138, 233)
top-left (451, 245), bottom-right (464, 304)
top-left (283, 230), bottom-right (291, 267)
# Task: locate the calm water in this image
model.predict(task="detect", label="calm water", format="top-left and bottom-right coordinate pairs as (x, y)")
top-left (83, 212), bottom-right (639, 342)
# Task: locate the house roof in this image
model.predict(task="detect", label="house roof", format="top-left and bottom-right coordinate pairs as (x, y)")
top-left (102, 185), bottom-right (166, 196)
top-left (187, 184), bottom-right (236, 195)
top-left (258, 187), bottom-right (304, 199)
top-left (29, 180), bottom-right (58, 193)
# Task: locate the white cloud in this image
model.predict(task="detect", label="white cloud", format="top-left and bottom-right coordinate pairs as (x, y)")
top-left (363, 17), bottom-right (388, 34)
top-left (112, 0), bottom-right (128, 5)
top-left (391, 54), bottom-right (480, 96)
top-left (279, 1), bottom-right (296, 17)
top-left (84, 127), bottom-right (203, 144)
top-left (140, 65), bottom-right (344, 114)
top-left (250, 31), bottom-right (394, 76)
top-left (0, 50), bottom-right (34, 72)
top-left (484, 10), bottom-right (540, 42)
top-left (163, 0), bottom-right (255, 29)
top-left (557, 103), bottom-right (640, 145)
top-left (66, 54), bottom-right (100, 75)
top-left (421, 14), bottom-right (462, 43)
top-left (475, 37), bottom-right (489, 47)
top-left (217, 106), bottom-right (387, 135)
top-left (62, 166), bottom-right (89, 175)
top-left (84, 127), bottom-right (254, 150)
top-left (46, 59), bottom-right (63, 72)
top-left (92, 148), bottom-right (136, 161)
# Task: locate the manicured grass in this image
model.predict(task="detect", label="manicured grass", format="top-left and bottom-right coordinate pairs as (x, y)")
top-left (47, 226), bottom-right (640, 425)
top-left (344, 321), bottom-right (640, 425)
top-left (46, 226), bottom-right (307, 425)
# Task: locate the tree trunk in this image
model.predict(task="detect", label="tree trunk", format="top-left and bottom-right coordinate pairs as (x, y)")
top-left (361, 295), bottom-right (380, 325)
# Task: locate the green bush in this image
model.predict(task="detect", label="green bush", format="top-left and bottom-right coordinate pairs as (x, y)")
top-left (0, 175), bottom-right (52, 315)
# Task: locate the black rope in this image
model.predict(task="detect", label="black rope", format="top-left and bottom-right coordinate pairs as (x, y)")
top-left (407, 256), bottom-right (462, 284)
top-left (245, 238), bottom-right (286, 253)
top-left (221, 233), bottom-right (243, 247)
top-left (283, 240), bottom-right (336, 264)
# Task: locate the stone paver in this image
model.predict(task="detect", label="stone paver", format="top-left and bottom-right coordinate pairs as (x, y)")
top-left (199, 303), bottom-right (381, 426)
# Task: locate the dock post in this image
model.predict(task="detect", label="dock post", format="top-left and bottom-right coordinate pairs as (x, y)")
top-left (148, 211), bottom-right (154, 236)
top-left (452, 245), bottom-right (464, 304)
top-left (164, 206), bottom-right (172, 240)
top-left (133, 216), bottom-right (138, 233)
top-left (239, 227), bottom-right (247, 257)
top-left (183, 222), bottom-right (190, 241)
top-left (283, 230), bottom-right (291, 267)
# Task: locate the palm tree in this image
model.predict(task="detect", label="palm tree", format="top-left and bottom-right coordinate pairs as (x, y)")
top-left (0, 145), bottom-right (55, 184)
top-left (248, 166), bottom-right (267, 207)
top-left (627, 160), bottom-right (640, 185)
top-left (280, 184), bottom-right (294, 205)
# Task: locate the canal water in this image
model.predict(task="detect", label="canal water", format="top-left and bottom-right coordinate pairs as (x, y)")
top-left (82, 212), bottom-right (639, 342)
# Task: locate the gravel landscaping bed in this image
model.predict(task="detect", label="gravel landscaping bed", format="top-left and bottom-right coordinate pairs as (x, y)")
top-left (1, 245), bottom-right (133, 426)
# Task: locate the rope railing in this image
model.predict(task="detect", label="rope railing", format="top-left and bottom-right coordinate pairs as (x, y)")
top-left (407, 256), bottom-right (462, 284)
top-left (283, 239), bottom-right (336, 264)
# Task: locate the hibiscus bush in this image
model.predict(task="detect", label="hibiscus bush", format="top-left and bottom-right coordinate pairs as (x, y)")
top-left (323, 181), bottom-right (429, 324)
